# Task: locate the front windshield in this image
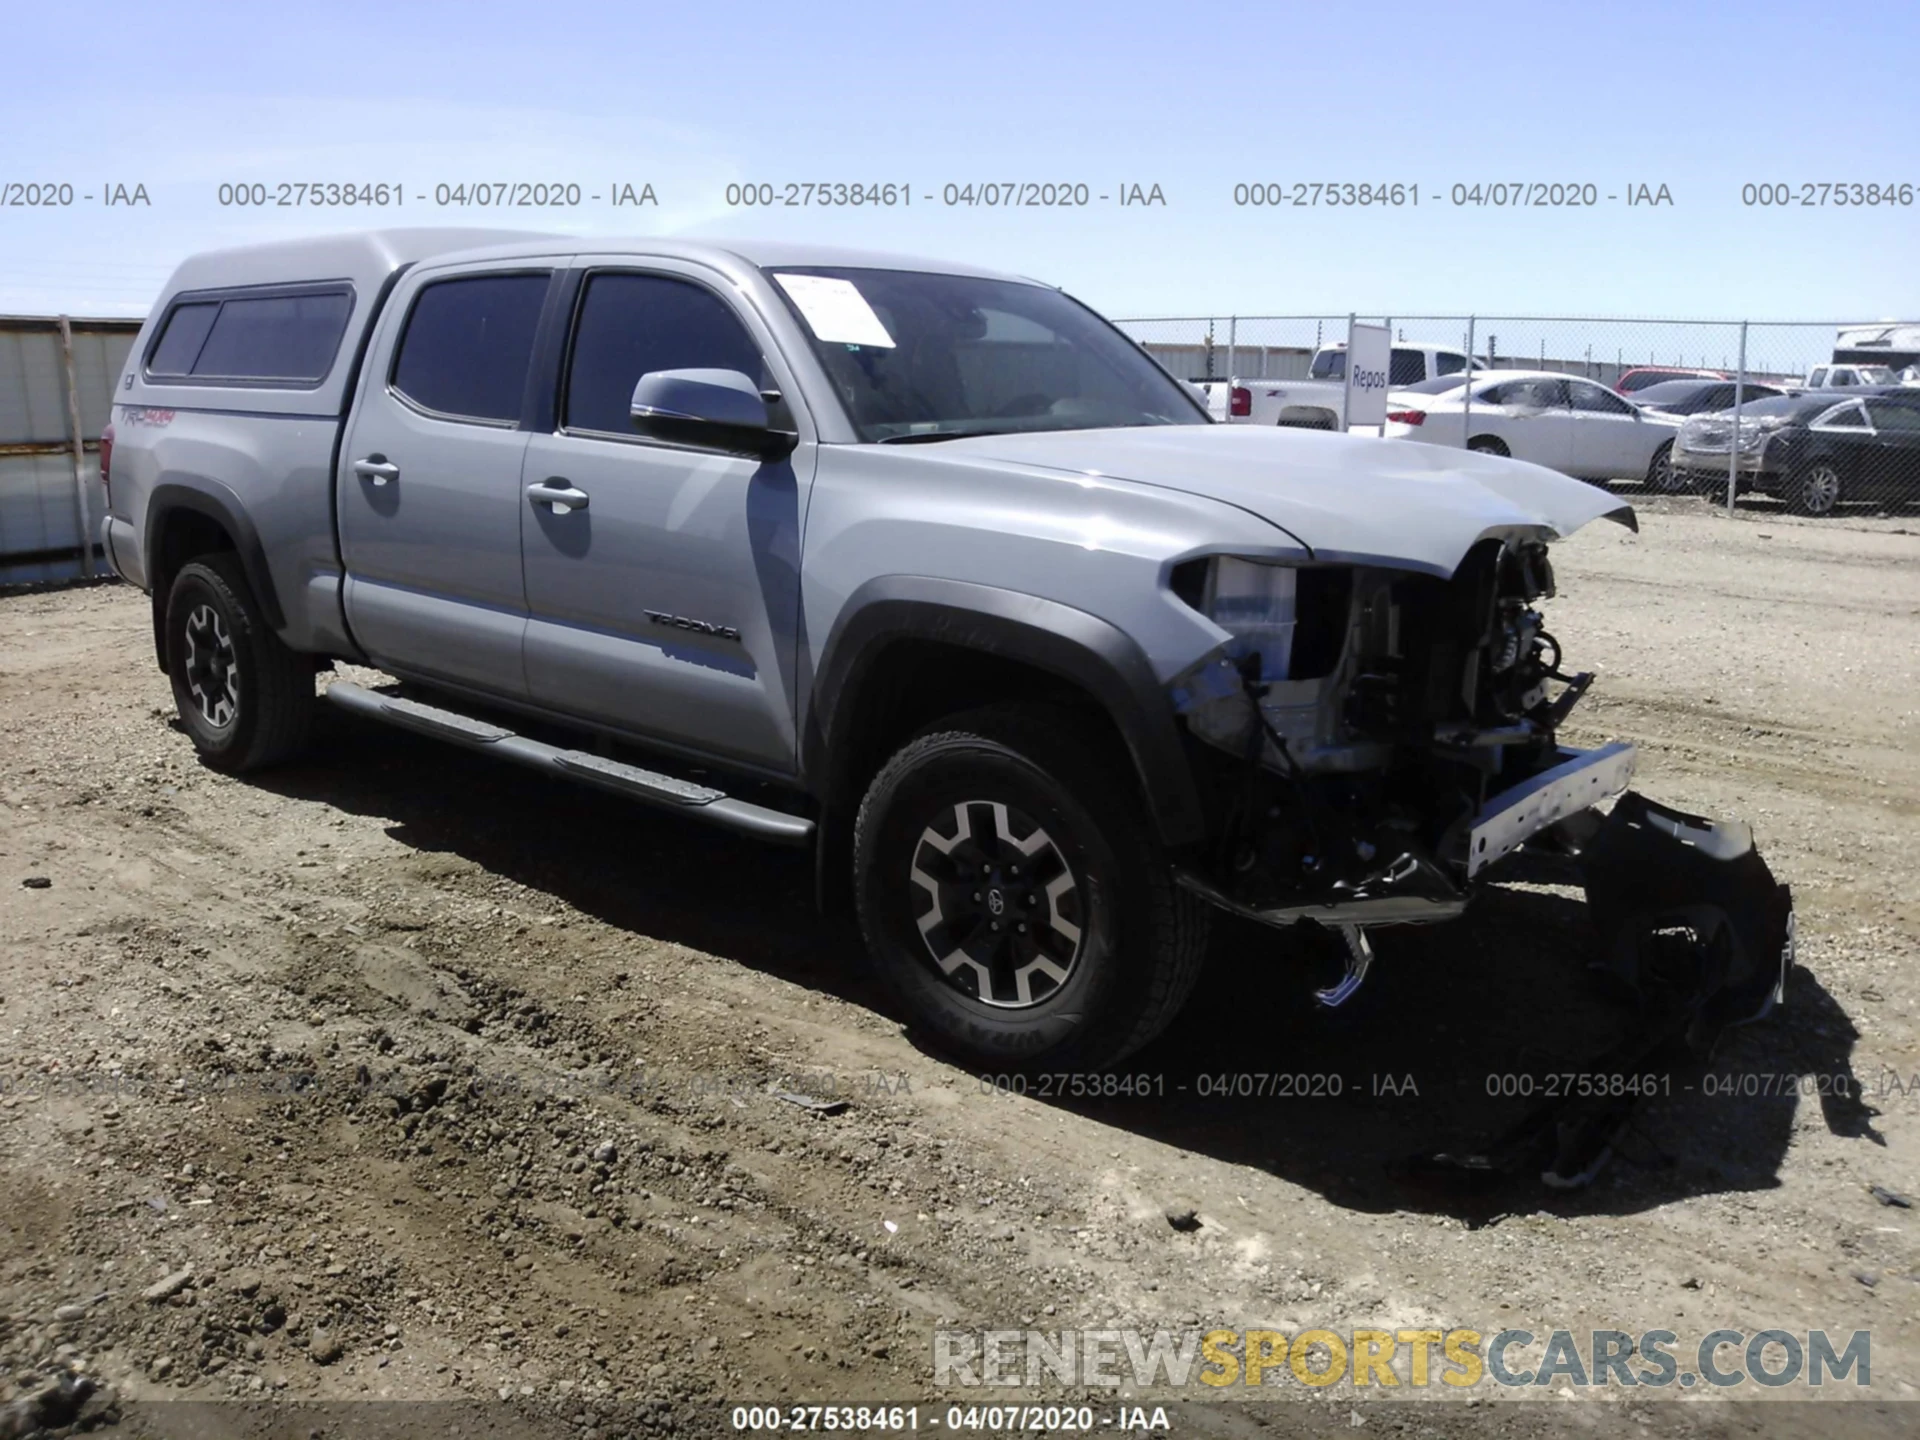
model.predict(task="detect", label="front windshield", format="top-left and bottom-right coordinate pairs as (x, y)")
top-left (765, 266), bottom-right (1206, 442)
top-left (1857, 366), bottom-right (1895, 384)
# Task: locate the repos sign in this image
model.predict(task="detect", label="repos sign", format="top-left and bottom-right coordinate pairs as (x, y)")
top-left (1344, 321), bottom-right (1391, 429)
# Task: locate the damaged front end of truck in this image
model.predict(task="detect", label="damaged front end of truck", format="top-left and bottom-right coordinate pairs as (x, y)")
top-left (1167, 533), bottom-right (1634, 951)
top-left (1162, 522), bottom-right (1795, 1185)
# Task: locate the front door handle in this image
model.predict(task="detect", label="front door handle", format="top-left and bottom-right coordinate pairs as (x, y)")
top-left (527, 479), bottom-right (590, 514)
top-left (353, 456), bottom-right (400, 486)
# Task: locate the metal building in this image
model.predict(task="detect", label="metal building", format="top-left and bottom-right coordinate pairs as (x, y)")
top-left (0, 315), bottom-right (141, 585)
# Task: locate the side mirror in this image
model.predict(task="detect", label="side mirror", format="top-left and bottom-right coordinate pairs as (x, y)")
top-left (630, 369), bottom-right (797, 459)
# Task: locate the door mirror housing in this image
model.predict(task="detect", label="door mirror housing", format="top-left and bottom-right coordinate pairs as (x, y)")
top-left (630, 369), bottom-right (797, 459)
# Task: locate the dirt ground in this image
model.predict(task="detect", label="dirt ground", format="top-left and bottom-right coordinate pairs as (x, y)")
top-left (2, 497), bottom-right (1917, 1438)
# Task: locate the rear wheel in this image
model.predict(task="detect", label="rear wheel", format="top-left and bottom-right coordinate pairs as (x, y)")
top-left (852, 704), bottom-right (1209, 1071)
top-left (1468, 436), bottom-right (1509, 457)
top-left (165, 553), bottom-right (314, 772)
top-left (1787, 460), bottom-right (1843, 517)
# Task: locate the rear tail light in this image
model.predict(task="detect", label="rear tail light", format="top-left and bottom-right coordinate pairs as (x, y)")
top-left (1385, 409), bottom-right (1426, 426)
top-left (99, 422), bottom-right (115, 506)
top-left (1228, 386), bottom-right (1251, 418)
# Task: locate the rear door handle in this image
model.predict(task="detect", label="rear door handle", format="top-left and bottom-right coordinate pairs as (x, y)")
top-left (353, 457), bottom-right (400, 486)
top-left (527, 479), bottom-right (590, 513)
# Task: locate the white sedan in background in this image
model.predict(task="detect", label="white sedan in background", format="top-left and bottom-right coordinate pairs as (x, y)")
top-left (1383, 370), bottom-right (1687, 489)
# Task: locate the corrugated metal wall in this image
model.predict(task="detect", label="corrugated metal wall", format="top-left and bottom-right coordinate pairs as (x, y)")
top-left (0, 316), bottom-right (141, 584)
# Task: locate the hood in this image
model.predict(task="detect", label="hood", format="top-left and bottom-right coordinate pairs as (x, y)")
top-left (932, 424), bottom-right (1636, 576)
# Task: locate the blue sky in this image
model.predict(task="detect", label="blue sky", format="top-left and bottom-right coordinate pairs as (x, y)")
top-left (2, 0), bottom-right (1915, 322)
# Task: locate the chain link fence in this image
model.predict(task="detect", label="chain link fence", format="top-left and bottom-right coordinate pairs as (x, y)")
top-left (1116, 315), bottom-right (1920, 519)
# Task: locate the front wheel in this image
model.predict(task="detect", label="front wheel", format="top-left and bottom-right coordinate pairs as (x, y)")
top-left (165, 553), bottom-right (315, 772)
top-left (852, 704), bottom-right (1208, 1072)
top-left (1787, 460), bottom-right (1843, 517)
top-left (1645, 441), bottom-right (1684, 493)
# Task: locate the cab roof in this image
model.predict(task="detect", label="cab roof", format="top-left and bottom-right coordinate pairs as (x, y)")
top-left (418, 232), bottom-right (1044, 284)
top-left (159, 228), bottom-right (1042, 294)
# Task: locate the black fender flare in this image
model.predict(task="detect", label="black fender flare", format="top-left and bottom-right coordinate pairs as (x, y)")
top-left (145, 480), bottom-right (286, 631)
top-left (145, 480), bottom-right (287, 669)
top-left (805, 576), bottom-right (1209, 857)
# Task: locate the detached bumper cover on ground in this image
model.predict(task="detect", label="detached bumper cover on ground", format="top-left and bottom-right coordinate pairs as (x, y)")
top-left (1583, 792), bottom-right (1796, 1041)
top-left (1424, 789), bottom-right (1796, 1191)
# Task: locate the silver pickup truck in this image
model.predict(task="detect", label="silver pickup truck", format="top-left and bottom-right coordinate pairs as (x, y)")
top-left (101, 228), bottom-right (1643, 1072)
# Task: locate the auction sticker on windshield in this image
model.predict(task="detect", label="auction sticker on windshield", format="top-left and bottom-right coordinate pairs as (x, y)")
top-left (774, 272), bottom-right (895, 347)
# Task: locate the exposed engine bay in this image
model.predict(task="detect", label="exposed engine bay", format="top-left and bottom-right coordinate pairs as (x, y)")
top-left (1170, 535), bottom-right (1630, 926)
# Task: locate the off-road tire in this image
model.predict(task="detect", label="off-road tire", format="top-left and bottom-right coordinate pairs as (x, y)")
top-left (853, 703), bottom-right (1209, 1072)
top-left (165, 553), bottom-right (314, 773)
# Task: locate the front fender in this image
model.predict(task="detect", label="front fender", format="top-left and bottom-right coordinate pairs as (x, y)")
top-left (805, 576), bottom-right (1208, 849)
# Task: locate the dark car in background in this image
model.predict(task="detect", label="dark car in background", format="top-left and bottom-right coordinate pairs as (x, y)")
top-left (1669, 388), bottom-right (1920, 514)
top-left (1631, 378), bottom-right (1784, 416)
top-left (1614, 365), bottom-right (1727, 394)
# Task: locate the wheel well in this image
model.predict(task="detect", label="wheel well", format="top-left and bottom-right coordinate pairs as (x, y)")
top-left (815, 638), bottom-right (1141, 912)
top-left (840, 639), bottom-right (1134, 796)
top-left (1468, 435), bottom-right (1509, 455)
top-left (148, 508), bottom-right (237, 669)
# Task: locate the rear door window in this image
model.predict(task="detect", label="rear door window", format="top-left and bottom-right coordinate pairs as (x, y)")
top-left (1488, 378), bottom-right (1568, 407)
top-left (1569, 380), bottom-right (1634, 413)
top-left (390, 273), bottom-right (551, 424)
top-left (147, 288), bottom-right (353, 384)
top-left (1866, 399), bottom-right (1920, 431)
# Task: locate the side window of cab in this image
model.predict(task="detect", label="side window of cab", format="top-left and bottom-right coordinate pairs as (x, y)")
top-left (563, 271), bottom-right (786, 437)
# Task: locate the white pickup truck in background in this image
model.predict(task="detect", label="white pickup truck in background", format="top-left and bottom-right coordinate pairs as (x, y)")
top-left (1199, 341), bottom-right (1478, 429)
top-left (1801, 363), bottom-right (1897, 390)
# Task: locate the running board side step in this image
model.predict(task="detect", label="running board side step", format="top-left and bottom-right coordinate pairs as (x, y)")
top-left (323, 681), bottom-right (814, 845)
